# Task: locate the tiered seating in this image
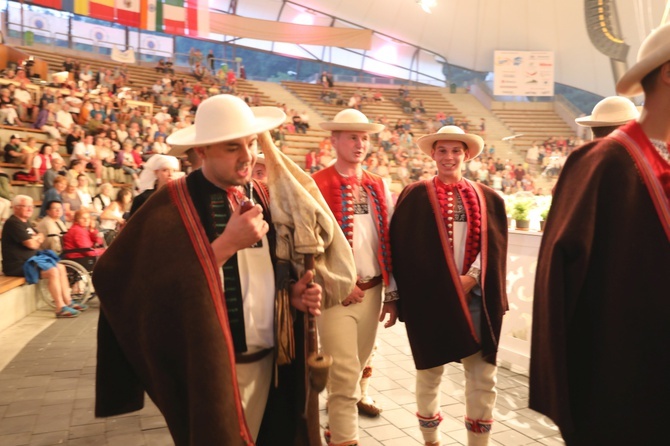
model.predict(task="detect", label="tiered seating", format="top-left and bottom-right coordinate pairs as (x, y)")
top-left (491, 109), bottom-right (575, 152)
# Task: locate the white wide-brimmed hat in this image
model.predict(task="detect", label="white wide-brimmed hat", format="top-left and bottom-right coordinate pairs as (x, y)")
top-left (617, 23), bottom-right (670, 97)
top-left (417, 125), bottom-right (484, 158)
top-left (575, 96), bottom-right (639, 127)
top-left (319, 108), bottom-right (384, 133)
top-left (167, 94), bottom-right (285, 156)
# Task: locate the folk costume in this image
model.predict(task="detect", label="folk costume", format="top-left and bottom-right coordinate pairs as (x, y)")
top-left (96, 95), bottom-right (314, 446)
top-left (313, 164), bottom-right (397, 445)
top-left (391, 179), bottom-right (508, 446)
top-left (95, 173), bottom-right (313, 445)
top-left (390, 125), bottom-right (508, 446)
top-left (530, 121), bottom-right (670, 445)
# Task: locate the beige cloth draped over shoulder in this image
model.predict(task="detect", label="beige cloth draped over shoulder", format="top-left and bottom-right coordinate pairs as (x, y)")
top-left (259, 131), bottom-right (355, 309)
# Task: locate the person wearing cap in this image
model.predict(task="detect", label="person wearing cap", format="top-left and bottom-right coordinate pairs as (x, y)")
top-left (574, 95), bottom-right (640, 139)
top-left (530, 23), bottom-right (670, 446)
top-left (93, 94), bottom-right (322, 445)
top-left (312, 108), bottom-right (398, 446)
top-left (389, 126), bottom-right (508, 446)
top-left (252, 153), bottom-right (267, 183)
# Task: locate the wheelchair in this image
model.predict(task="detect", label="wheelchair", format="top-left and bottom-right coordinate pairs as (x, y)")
top-left (37, 247), bottom-right (98, 309)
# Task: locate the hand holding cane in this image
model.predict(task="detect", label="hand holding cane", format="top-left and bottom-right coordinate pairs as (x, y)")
top-left (304, 254), bottom-right (332, 392)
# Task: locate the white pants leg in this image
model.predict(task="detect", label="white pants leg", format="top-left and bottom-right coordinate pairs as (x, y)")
top-left (317, 283), bottom-right (382, 445)
top-left (416, 365), bottom-right (445, 444)
top-left (235, 353), bottom-right (273, 442)
top-left (461, 351), bottom-right (497, 446)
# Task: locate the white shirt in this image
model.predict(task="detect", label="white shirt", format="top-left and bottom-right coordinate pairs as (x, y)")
top-left (236, 234), bottom-right (275, 350)
top-left (352, 180), bottom-right (397, 293)
top-left (13, 89), bottom-right (31, 104)
top-left (56, 110), bottom-right (74, 129)
top-left (72, 142), bottom-right (95, 160)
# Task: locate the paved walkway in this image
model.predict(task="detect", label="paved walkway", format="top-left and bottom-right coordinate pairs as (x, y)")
top-left (0, 302), bottom-right (565, 445)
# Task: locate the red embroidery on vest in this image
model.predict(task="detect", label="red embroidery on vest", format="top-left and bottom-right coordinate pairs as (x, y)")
top-left (434, 177), bottom-right (481, 274)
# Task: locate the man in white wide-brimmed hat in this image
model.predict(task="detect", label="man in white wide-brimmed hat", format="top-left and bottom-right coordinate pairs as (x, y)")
top-left (575, 95), bottom-right (640, 139)
top-left (389, 125), bottom-right (508, 446)
top-left (312, 108), bottom-right (399, 445)
top-left (94, 94), bottom-right (322, 445)
top-left (531, 23), bottom-right (670, 446)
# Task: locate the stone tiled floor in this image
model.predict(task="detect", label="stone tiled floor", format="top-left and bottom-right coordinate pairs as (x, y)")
top-left (0, 302), bottom-right (565, 445)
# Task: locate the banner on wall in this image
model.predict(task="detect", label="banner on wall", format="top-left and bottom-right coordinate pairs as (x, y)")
top-left (7, 5), bottom-right (69, 39)
top-left (71, 20), bottom-right (125, 49)
top-left (493, 51), bottom-right (555, 97)
top-left (128, 30), bottom-right (174, 58)
top-left (111, 46), bottom-right (136, 63)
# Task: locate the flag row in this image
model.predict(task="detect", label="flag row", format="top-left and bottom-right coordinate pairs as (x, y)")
top-left (24, 0), bottom-right (209, 36)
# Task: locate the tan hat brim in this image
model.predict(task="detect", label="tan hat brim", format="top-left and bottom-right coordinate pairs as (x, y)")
top-left (617, 46), bottom-right (670, 97)
top-left (319, 122), bottom-right (385, 133)
top-left (167, 107), bottom-right (285, 156)
top-left (417, 133), bottom-right (484, 159)
top-left (575, 115), bottom-right (633, 127)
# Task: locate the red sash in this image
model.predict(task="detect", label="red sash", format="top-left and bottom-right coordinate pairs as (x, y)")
top-left (611, 122), bottom-right (670, 242)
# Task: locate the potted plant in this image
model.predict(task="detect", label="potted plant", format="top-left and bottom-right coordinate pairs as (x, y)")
top-left (511, 199), bottom-right (532, 230)
top-left (539, 207), bottom-right (550, 231)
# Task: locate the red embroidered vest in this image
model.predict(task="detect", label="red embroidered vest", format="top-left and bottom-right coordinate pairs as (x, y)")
top-left (313, 166), bottom-right (392, 285)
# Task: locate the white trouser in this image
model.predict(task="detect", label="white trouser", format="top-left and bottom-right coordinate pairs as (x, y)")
top-left (235, 353), bottom-right (273, 441)
top-left (416, 351), bottom-right (497, 446)
top-left (317, 283), bottom-right (382, 445)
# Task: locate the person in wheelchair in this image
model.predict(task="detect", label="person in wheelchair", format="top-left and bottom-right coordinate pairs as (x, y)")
top-left (62, 210), bottom-right (105, 265)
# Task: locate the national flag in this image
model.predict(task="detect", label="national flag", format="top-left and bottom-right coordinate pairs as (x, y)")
top-left (186, 0), bottom-right (210, 37)
top-left (141, 0), bottom-right (162, 32)
top-left (116, 0), bottom-right (141, 28)
top-left (69, 0), bottom-right (89, 15)
top-left (90, 0), bottom-right (115, 22)
top-left (27, 0), bottom-right (62, 8)
top-left (163, 0), bottom-right (186, 35)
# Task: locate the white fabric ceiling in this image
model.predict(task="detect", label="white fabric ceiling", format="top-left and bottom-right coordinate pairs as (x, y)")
top-left (230, 0), bottom-right (668, 97)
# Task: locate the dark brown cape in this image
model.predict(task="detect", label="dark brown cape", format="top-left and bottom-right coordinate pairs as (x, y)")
top-left (390, 180), bottom-right (508, 370)
top-left (94, 177), bottom-right (315, 446)
top-left (530, 135), bottom-right (670, 445)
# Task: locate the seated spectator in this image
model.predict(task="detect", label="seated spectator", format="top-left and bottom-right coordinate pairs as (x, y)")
top-left (99, 187), bottom-right (132, 243)
top-left (72, 134), bottom-right (103, 184)
top-left (92, 182), bottom-right (113, 215)
top-left (305, 148), bottom-right (319, 173)
top-left (116, 141), bottom-right (140, 183)
top-left (76, 174), bottom-right (94, 210)
top-left (155, 59), bottom-right (166, 73)
top-left (61, 179), bottom-right (84, 222)
top-left (62, 209), bottom-right (105, 259)
top-left (95, 137), bottom-right (115, 168)
top-left (55, 103), bottom-right (75, 135)
top-left (193, 62), bottom-right (206, 81)
top-left (2, 195), bottom-right (83, 318)
top-left (32, 142), bottom-right (56, 182)
top-left (0, 97), bottom-right (23, 126)
top-left (3, 134), bottom-right (24, 164)
top-left (13, 81), bottom-right (35, 122)
top-left (40, 175), bottom-right (68, 218)
top-left (37, 200), bottom-right (67, 254)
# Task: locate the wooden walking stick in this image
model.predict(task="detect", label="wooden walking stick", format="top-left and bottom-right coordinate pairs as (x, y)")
top-left (304, 254), bottom-right (333, 393)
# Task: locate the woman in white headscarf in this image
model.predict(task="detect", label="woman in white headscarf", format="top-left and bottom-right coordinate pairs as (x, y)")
top-left (129, 154), bottom-right (181, 217)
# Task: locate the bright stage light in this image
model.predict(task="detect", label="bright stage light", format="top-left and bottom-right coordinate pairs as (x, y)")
top-left (293, 13), bottom-right (315, 26)
top-left (417, 0), bottom-right (437, 14)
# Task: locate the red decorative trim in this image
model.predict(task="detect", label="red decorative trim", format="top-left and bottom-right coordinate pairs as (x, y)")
top-left (168, 178), bottom-right (254, 445)
top-left (313, 166), bottom-right (392, 285)
top-left (433, 177), bottom-right (481, 274)
top-left (468, 180), bottom-right (498, 345)
top-left (464, 416), bottom-right (493, 433)
top-left (611, 123), bottom-right (670, 242)
top-left (424, 180), bottom-right (477, 341)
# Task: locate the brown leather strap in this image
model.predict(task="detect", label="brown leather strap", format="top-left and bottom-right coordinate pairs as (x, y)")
top-left (356, 275), bottom-right (382, 291)
top-left (235, 348), bottom-right (273, 364)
